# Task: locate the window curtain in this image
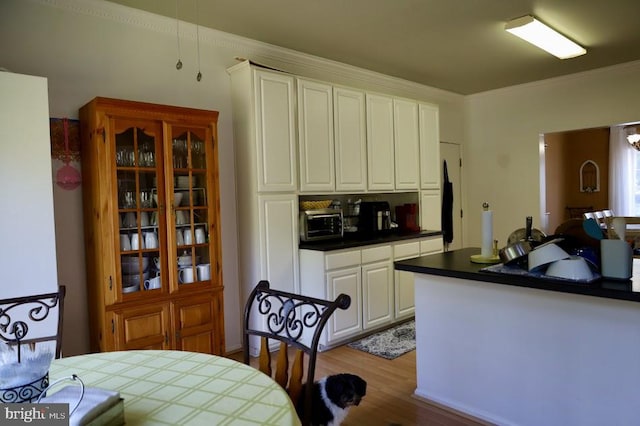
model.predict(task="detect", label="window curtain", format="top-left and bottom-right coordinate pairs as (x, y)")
top-left (609, 125), bottom-right (634, 216)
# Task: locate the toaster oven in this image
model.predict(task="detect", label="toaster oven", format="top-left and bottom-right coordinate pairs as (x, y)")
top-left (299, 209), bottom-right (343, 242)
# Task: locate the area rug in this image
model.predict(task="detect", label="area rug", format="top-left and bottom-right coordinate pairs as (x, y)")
top-left (347, 320), bottom-right (415, 360)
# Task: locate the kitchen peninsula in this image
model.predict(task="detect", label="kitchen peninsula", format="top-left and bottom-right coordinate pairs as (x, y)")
top-left (395, 248), bottom-right (640, 426)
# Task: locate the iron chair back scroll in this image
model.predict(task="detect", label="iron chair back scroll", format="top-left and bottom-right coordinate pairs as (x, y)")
top-left (243, 280), bottom-right (351, 425)
top-left (0, 286), bottom-right (66, 361)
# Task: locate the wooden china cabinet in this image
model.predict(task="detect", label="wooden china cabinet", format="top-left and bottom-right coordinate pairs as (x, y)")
top-left (79, 97), bottom-right (224, 355)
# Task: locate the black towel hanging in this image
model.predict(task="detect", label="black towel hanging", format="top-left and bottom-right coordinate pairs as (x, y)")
top-left (442, 160), bottom-right (454, 244)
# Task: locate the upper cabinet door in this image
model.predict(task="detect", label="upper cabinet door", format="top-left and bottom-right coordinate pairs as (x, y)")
top-left (334, 87), bottom-right (367, 192)
top-left (419, 103), bottom-right (441, 189)
top-left (366, 94), bottom-right (395, 191)
top-left (253, 70), bottom-right (297, 192)
top-left (297, 79), bottom-right (335, 192)
top-left (393, 98), bottom-right (420, 190)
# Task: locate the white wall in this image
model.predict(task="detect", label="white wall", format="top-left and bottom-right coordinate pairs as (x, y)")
top-left (0, 72), bottom-right (57, 297)
top-left (0, 0), bottom-right (464, 355)
top-left (464, 62), bottom-right (640, 249)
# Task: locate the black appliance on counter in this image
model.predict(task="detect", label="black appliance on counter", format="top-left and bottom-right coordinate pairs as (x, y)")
top-left (358, 201), bottom-right (391, 235)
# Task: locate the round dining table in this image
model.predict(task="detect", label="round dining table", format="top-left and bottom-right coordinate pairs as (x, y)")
top-left (49, 350), bottom-right (301, 425)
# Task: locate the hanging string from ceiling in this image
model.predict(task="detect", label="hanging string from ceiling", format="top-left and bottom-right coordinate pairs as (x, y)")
top-left (195, 0), bottom-right (202, 81)
top-left (175, 0), bottom-right (182, 70)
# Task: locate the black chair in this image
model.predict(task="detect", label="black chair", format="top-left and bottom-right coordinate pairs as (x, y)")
top-left (243, 280), bottom-right (350, 425)
top-left (0, 285), bottom-right (66, 361)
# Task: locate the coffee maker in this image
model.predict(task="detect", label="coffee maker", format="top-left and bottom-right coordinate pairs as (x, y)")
top-left (358, 201), bottom-right (391, 235)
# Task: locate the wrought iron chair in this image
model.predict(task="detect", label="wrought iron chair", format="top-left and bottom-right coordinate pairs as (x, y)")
top-left (243, 280), bottom-right (350, 425)
top-left (0, 286), bottom-right (66, 361)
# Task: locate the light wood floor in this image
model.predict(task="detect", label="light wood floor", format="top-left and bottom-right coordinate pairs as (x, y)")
top-left (230, 344), bottom-right (490, 426)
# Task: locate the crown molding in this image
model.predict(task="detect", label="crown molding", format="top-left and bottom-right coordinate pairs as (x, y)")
top-left (34, 0), bottom-right (461, 103)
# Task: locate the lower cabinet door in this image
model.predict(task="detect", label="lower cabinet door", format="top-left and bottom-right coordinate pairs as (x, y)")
top-left (362, 260), bottom-right (393, 329)
top-left (394, 269), bottom-right (415, 320)
top-left (111, 304), bottom-right (171, 351)
top-left (173, 294), bottom-right (221, 355)
top-left (326, 267), bottom-right (362, 343)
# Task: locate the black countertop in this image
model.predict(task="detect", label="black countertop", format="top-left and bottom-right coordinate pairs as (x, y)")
top-left (299, 230), bottom-right (442, 251)
top-left (394, 247), bottom-right (640, 304)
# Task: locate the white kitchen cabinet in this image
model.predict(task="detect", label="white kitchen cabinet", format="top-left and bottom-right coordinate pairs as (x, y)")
top-left (419, 102), bottom-right (441, 190)
top-left (420, 236), bottom-right (444, 255)
top-left (297, 78), bottom-right (335, 192)
top-left (300, 248), bottom-right (363, 349)
top-left (392, 236), bottom-right (443, 321)
top-left (326, 266), bottom-right (362, 343)
top-left (334, 87), bottom-right (367, 192)
top-left (420, 190), bottom-right (442, 231)
top-left (394, 98), bottom-right (420, 190)
top-left (393, 241), bottom-right (420, 320)
top-left (229, 62), bottom-right (300, 355)
top-left (258, 194), bottom-right (300, 294)
top-left (253, 67), bottom-right (297, 192)
top-left (361, 245), bottom-right (393, 330)
top-left (366, 94), bottom-right (395, 191)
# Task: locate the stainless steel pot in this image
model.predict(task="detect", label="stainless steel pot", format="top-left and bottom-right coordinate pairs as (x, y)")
top-left (499, 240), bottom-right (533, 264)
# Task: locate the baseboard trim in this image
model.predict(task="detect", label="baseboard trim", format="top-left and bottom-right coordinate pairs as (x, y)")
top-left (411, 392), bottom-right (498, 426)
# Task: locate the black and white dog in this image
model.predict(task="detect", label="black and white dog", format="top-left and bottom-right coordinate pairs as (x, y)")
top-left (297, 373), bottom-right (367, 426)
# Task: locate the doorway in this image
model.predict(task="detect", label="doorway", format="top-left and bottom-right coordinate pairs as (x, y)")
top-left (440, 142), bottom-right (463, 250)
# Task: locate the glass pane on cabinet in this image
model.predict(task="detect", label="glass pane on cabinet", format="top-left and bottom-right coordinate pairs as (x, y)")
top-left (191, 134), bottom-right (205, 169)
top-left (195, 246), bottom-right (211, 282)
top-left (137, 132), bottom-right (156, 167)
top-left (172, 135), bottom-right (188, 169)
top-left (115, 128), bottom-right (135, 166)
top-left (121, 253), bottom-right (149, 294)
top-left (118, 171), bottom-right (136, 209)
top-left (115, 123), bottom-right (164, 295)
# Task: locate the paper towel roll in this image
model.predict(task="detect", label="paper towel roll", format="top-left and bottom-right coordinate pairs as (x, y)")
top-left (481, 209), bottom-right (493, 258)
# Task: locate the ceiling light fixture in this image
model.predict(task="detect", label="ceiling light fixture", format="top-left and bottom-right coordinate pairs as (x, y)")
top-left (505, 15), bottom-right (586, 59)
top-left (625, 125), bottom-right (640, 150)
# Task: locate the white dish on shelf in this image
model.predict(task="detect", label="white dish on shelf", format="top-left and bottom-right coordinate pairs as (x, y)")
top-left (122, 284), bottom-right (140, 293)
top-left (176, 176), bottom-right (189, 187)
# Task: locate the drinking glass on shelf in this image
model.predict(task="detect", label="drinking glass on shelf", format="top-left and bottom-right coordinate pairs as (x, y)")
top-left (116, 145), bottom-right (135, 166)
top-left (173, 139), bottom-right (187, 168)
top-left (120, 191), bottom-right (136, 209)
top-left (140, 191), bottom-right (152, 208)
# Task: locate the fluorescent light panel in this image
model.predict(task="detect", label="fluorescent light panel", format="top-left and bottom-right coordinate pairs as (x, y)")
top-left (505, 15), bottom-right (586, 59)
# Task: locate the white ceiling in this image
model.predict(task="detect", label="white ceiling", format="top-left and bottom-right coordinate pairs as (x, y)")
top-left (106, 0), bottom-right (640, 94)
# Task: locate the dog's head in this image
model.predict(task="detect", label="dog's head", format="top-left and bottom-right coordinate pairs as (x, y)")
top-left (324, 373), bottom-right (367, 408)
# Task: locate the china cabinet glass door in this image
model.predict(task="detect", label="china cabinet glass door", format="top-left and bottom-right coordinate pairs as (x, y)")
top-left (169, 125), bottom-right (213, 288)
top-left (114, 119), bottom-right (164, 295)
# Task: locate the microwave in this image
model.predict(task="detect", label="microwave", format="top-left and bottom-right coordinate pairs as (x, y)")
top-left (299, 209), bottom-right (343, 242)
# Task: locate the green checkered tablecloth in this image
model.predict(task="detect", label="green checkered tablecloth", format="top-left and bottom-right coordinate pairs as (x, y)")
top-left (50, 350), bottom-right (301, 425)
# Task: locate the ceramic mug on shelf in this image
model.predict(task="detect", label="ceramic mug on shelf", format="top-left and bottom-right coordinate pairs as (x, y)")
top-left (179, 267), bottom-right (195, 284)
top-left (144, 275), bottom-right (161, 290)
top-left (176, 229), bottom-right (184, 246)
top-left (175, 210), bottom-right (187, 225)
top-left (120, 234), bottom-right (131, 251)
top-left (130, 233), bottom-right (144, 250)
top-left (195, 227), bottom-right (206, 244)
top-left (123, 212), bottom-right (137, 228)
top-left (144, 232), bottom-right (158, 249)
top-left (140, 211), bottom-right (150, 227)
top-left (183, 229), bottom-right (193, 245)
top-left (151, 211), bottom-right (158, 226)
top-left (196, 263), bottom-right (210, 281)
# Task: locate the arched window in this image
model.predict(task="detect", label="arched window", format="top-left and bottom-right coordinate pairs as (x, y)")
top-left (579, 160), bottom-right (599, 192)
